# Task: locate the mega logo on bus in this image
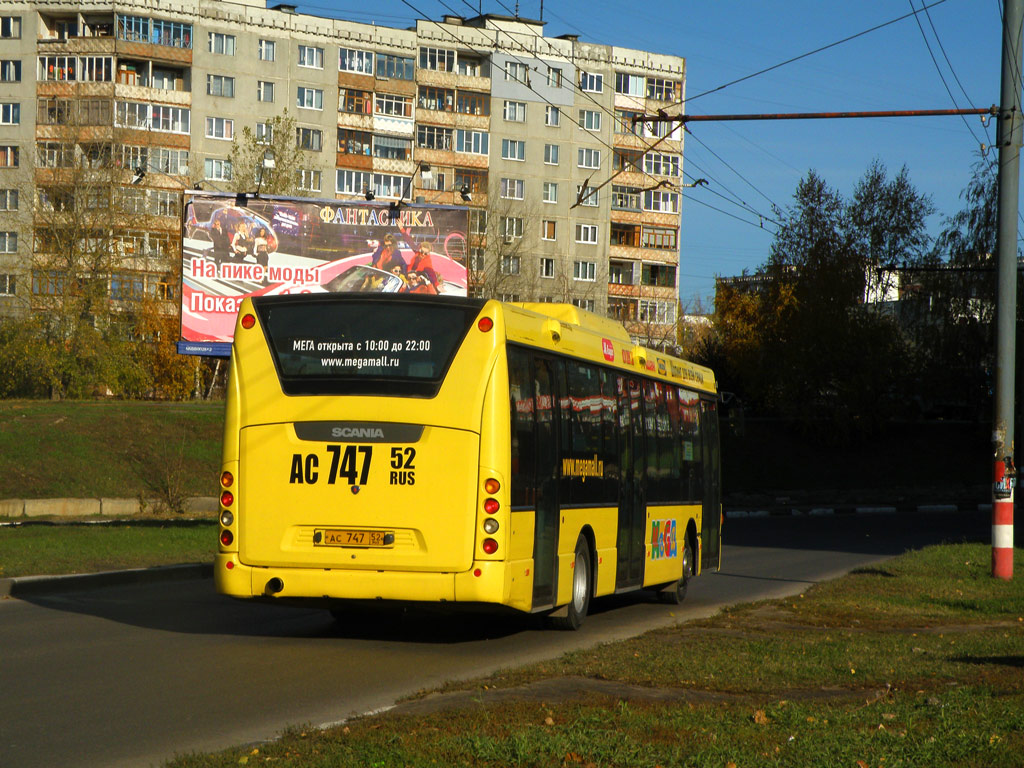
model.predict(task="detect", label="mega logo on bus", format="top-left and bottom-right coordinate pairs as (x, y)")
top-left (651, 519), bottom-right (678, 561)
top-left (601, 338), bottom-right (615, 361)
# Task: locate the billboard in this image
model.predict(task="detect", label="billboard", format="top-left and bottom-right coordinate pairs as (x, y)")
top-left (179, 191), bottom-right (470, 354)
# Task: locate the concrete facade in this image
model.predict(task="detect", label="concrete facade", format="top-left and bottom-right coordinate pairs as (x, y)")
top-left (0, 0), bottom-right (686, 341)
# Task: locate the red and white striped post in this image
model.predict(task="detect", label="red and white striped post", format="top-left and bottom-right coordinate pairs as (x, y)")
top-left (993, 458), bottom-right (1014, 580)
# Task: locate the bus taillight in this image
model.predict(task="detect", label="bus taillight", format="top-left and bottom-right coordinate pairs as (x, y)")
top-left (220, 510), bottom-right (234, 527)
top-left (241, 314), bottom-right (256, 329)
top-left (483, 518), bottom-right (499, 534)
top-left (220, 490), bottom-right (234, 507)
top-left (477, 317), bottom-right (493, 332)
top-left (221, 471), bottom-right (233, 488)
top-left (220, 530), bottom-right (234, 546)
top-left (482, 538), bottom-right (498, 554)
top-left (484, 498), bottom-right (499, 514)
top-left (484, 478), bottom-right (500, 494)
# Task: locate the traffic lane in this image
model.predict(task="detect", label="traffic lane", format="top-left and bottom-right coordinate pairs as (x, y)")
top-left (0, 511), bottom-right (991, 768)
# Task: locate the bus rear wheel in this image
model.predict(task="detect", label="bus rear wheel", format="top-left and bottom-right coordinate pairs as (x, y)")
top-left (658, 536), bottom-right (693, 605)
top-left (548, 535), bottom-right (591, 630)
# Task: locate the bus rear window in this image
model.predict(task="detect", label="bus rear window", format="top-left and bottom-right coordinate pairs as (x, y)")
top-left (252, 294), bottom-right (486, 396)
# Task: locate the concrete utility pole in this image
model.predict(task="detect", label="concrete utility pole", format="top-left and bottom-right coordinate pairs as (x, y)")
top-left (991, 0), bottom-right (1021, 580)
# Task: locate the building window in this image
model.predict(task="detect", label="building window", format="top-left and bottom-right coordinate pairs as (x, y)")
top-left (647, 77), bottom-right (680, 101)
top-left (340, 88), bottom-right (371, 114)
top-left (500, 255), bottom-right (521, 275)
top-left (503, 100), bottom-right (526, 121)
top-left (337, 128), bottom-right (371, 155)
top-left (205, 117), bottom-right (233, 140)
top-left (0, 231), bottom-right (16, 253)
top-left (336, 169), bottom-right (372, 195)
top-left (579, 71), bottom-right (603, 92)
top-left (542, 182), bottom-right (557, 204)
top-left (296, 127), bottom-right (323, 152)
top-left (615, 110), bottom-right (642, 135)
top-left (151, 105), bottom-right (190, 133)
top-left (0, 146), bottom-right (18, 168)
top-left (609, 260), bottom-right (634, 284)
top-left (644, 152), bottom-right (680, 176)
top-left (504, 61), bottom-right (528, 83)
top-left (0, 60), bottom-right (20, 82)
top-left (419, 47), bottom-right (455, 72)
top-left (539, 257), bottom-right (555, 279)
top-left (541, 222), bottom-right (556, 243)
top-left (577, 148), bottom-right (601, 169)
top-left (579, 110), bottom-right (602, 132)
top-left (573, 260), bottom-right (596, 281)
top-left (258, 39), bottom-right (275, 61)
top-left (455, 129), bottom-right (489, 155)
top-left (417, 125), bottom-right (453, 150)
top-left (544, 144), bottom-right (559, 165)
top-left (458, 56), bottom-right (483, 77)
top-left (0, 273), bottom-right (14, 295)
top-left (0, 189), bottom-right (17, 210)
top-left (297, 87), bottom-right (324, 111)
top-left (0, 103), bottom-right (18, 125)
top-left (255, 122), bottom-right (274, 144)
top-left (76, 57), bottom-right (113, 82)
top-left (502, 217), bottom-right (524, 239)
top-left (373, 135), bottom-right (411, 160)
top-left (576, 185), bottom-right (599, 207)
top-left (298, 45), bottom-right (324, 69)
top-left (339, 47), bottom-right (373, 74)
top-left (639, 299), bottom-right (676, 324)
top-left (1, 17), bottom-right (22, 38)
top-left (501, 139), bottom-right (525, 161)
top-left (575, 224), bottom-right (598, 244)
top-left (643, 189), bottom-right (679, 214)
top-left (368, 172), bottom-right (410, 199)
top-left (455, 168), bottom-right (486, 195)
top-left (642, 263), bottom-right (677, 288)
top-left (469, 209), bottom-right (487, 235)
top-left (500, 178), bottom-right (524, 200)
top-left (297, 169), bottom-right (322, 192)
top-left (545, 106), bottom-right (560, 127)
top-left (257, 81), bottom-right (274, 102)
top-left (418, 86), bottom-right (453, 112)
top-left (39, 56), bottom-right (77, 81)
top-left (456, 91), bottom-right (489, 115)
top-left (612, 186), bottom-right (641, 212)
top-left (150, 147), bottom-right (189, 175)
top-left (641, 226), bottom-right (678, 250)
top-left (208, 32), bottom-right (235, 55)
top-left (204, 158), bottom-right (232, 181)
top-left (376, 54), bottom-right (414, 80)
top-left (547, 67), bottom-right (562, 88)
top-left (37, 142), bottom-right (74, 168)
top-left (207, 74), bottom-right (234, 98)
top-left (615, 72), bottom-right (645, 97)
top-left (374, 93), bottom-right (412, 118)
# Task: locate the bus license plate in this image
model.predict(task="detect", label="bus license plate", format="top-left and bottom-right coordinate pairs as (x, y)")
top-left (317, 529), bottom-right (392, 548)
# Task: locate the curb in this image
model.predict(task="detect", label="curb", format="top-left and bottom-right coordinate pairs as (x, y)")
top-left (0, 562), bottom-right (212, 599)
top-left (726, 502), bottom-right (992, 519)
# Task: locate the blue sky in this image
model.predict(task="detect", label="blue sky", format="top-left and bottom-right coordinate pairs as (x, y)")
top-left (298, 0), bottom-right (1002, 309)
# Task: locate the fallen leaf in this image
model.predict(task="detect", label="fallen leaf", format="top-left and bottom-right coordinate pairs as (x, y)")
top-left (544, 716), bottom-right (555, 726)
top-left (857, 761), bottom-right (869, 768)
top-left (754, 709), bottom-right (769, 725)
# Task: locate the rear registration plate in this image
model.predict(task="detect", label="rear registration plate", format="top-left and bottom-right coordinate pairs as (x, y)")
top-left (316, 529), bottom-right (392, 548)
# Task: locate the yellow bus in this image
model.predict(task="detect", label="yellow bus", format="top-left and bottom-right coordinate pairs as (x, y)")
top-left (215, 294), bottom-right (721, 629)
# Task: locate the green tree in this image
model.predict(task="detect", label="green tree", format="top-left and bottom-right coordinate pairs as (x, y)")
top-left (227, 110), bottom-right (304, 198)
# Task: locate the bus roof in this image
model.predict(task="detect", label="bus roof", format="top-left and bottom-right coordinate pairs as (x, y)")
top-left (502, 301), bottom-right (717, 396)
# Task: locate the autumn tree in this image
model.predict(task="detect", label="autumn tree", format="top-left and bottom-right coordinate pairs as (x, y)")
top-left (226, 110), bottom-right (304, 198)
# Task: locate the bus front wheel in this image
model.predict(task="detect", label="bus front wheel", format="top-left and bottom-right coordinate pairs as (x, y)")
top-left (548, 535), bottom-right (592, 630)
top-left (657, 536), bottom-right (693, 605)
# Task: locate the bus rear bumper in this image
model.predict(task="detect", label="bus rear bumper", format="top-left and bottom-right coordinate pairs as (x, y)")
top-left (214, 554), bottom-right (533, 612)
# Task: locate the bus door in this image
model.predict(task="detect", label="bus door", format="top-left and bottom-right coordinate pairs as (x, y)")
top-left (700, 398), bottom-right (722, 571)
top-left (531, 355), bottom-right (562, 608)
top-left (615, 375), bottom-right (646, 589)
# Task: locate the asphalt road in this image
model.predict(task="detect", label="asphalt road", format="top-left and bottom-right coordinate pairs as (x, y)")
top-left (0, 509), bottom-right (989, 768)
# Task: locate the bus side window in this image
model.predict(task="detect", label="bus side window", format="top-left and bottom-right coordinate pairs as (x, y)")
top-left (508, 347), bottom-right (536, 507)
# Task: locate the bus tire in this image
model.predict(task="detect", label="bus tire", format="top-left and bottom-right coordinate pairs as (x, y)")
top-left (657, 536), bottom-right (693, 605)
top-left (548, 535), bottom-right (592, 631)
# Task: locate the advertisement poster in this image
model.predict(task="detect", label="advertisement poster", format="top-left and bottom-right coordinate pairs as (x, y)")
top-left (179, 192), bottom-right (470, 353)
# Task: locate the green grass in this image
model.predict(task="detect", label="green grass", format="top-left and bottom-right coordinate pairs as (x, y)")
top-left (0, 521), bottom-right (216, 577)
top-left (165, 543), bottom-right (1024, 768)
top-left (0, 400), bottom-right (224, 500)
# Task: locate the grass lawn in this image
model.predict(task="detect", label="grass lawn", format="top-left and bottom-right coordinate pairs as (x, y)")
top-left (0, 400), bottom-right (224, 500)
top-left (0, 521), bottom-right (216, 578)
top-left (163, 543), bottom-right (1023, 768)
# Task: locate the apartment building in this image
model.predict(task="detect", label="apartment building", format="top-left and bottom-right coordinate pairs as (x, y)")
top-left (0, 0), bottom-right (685, 340)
